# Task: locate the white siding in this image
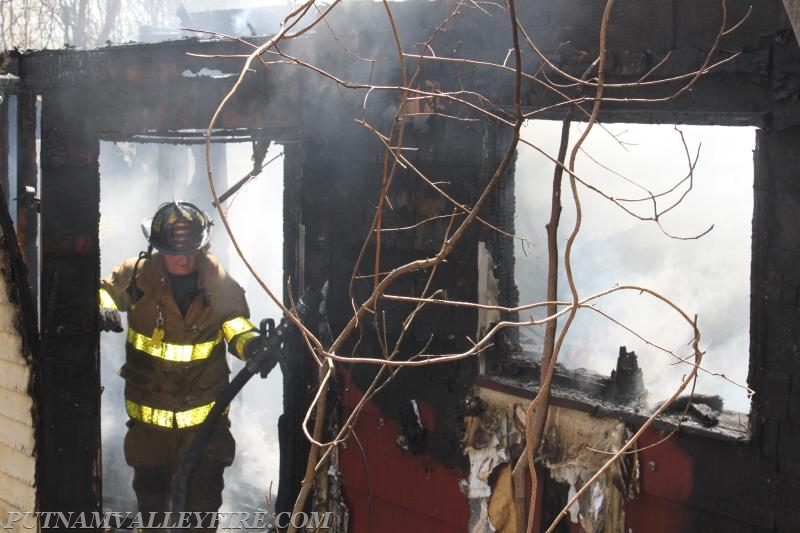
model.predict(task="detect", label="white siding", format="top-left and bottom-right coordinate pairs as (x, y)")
top-left (785, 1), bottom-right (800, 45)
top-left (0, 248), bottom-right (38, 533)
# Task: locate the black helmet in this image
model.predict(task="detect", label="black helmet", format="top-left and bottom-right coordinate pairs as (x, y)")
top-left (141, 201), bottom-right (212, 254)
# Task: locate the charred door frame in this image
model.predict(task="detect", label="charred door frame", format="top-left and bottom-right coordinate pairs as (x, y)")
top-left (13, 38), bottom-right (305, 518)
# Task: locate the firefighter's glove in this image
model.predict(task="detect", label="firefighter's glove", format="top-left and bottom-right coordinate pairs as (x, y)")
top-left (99, 308), bottom-right (123, 333)
top-left (244, 335), bottom-right (279, 377)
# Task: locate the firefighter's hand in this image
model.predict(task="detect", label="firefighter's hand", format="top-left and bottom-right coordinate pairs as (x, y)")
top-left (244, 335), bottom-right (279, 377)
top-left (244, 335), bottom-right (270, 361)
top-left (99, 308), bottom-right (123, 333)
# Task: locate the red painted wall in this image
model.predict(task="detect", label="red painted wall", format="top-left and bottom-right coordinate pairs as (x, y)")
top-left (624, 427), bottom-right (695, 533)
top-left (338, 376), bottom-right (470, 533)
top-left (339, 380), bottom-right (706, 533)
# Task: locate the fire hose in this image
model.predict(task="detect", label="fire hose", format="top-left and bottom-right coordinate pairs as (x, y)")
top-left (169, 316), bottom-right (288, 531)
top-left (169, 287), bottom-right (323, 532)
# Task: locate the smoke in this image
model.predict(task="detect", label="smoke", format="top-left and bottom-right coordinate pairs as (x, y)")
top-left (514, 121), bottom-right (755, 412)
top-left (100, 141), bottom-right (161, 512)
top-left (216, 141), bottom-right (284, 514)
top-left (99, 139), bottom-right (284, 514)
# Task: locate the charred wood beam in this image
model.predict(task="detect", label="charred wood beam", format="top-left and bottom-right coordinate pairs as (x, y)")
top-left (38, 88), bottom-right (101, 518)
top-left (19, 44), bottom-right (298, 136)
top-left (0, 99), bottom-right (8, 205)
top-left (276, 141), bottom-right (313, 516)
top-left (749, 124), bottom-right (800, 486)
top-left (13, 1), bottom-right (792, 130)
top-left (16, 94), bottom-right (38, 303)
top-left (213, 139), bottom-right (277, 207)
top-left (127, 131), bottom-right (262, 144)
top-left (0, 73), bottom-right (20, 92)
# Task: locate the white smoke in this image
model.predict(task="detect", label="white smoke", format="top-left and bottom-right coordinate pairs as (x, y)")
top-left (100, 141), bottom-right (163, 512)
top-left (515, 121), bottom-right (755, 412)
top-left (218, 141), bottom-right (284, 514)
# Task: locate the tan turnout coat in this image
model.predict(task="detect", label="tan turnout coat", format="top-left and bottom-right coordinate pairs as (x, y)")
top-left (100, 251), bottom-right (254, 426)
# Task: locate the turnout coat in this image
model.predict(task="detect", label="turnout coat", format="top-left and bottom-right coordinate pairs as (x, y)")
top-left (100, 251), bottom-right (258, 434)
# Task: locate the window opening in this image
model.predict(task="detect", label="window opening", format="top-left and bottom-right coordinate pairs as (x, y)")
top-left (514, 121), bottom-right (755, 414)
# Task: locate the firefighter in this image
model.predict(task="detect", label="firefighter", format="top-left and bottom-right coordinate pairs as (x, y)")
top-left (99, 201), bottom-right (271, 532)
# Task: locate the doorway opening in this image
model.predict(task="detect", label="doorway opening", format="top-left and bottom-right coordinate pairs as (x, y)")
top-left (99, 139), bottom-right (285, 514)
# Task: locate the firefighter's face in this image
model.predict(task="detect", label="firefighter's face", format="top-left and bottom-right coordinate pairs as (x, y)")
top-left (163, 252), bottom-right (199, 276)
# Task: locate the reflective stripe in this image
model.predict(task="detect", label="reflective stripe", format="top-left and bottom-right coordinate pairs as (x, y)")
top-left (127, 328), bottom-right (221, 362)
top-left (99, 288), bottom-right (117, 310)
top-left (126, 399), bottom-right (227, 428)
top-left (221, 316), bottom-right (256, 342)
top-left (234, 330), bottom-right (260, 359)
top-left (126, 399), bottom-right (175, 428)
top-left (175, 402), bottom-right (216, 428)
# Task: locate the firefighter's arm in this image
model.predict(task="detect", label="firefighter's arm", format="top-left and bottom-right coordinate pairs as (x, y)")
top-left (98, 259), bottom-right (136, 333)
top-left (222, 316), bottom-right (260, 360)
top-left (218, 278), bottom-right (280, 376)
top-left (222, 316), bottom-right (281, 379)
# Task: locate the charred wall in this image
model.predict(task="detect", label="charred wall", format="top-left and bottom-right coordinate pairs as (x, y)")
top-left (749, 123), bottom-right (800, 532)
top-left (295, 87), bottom-right (516, 469)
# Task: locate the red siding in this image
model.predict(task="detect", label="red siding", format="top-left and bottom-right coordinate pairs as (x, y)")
top-left (338, 378), bottom-right (470, 533)
top-left (625, 427), bottom-right (695, 532)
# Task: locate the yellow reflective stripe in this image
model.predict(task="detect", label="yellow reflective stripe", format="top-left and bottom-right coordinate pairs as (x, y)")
top-left (234, 330), bottom-right (260, 359)
top-left (221, 316), bottom-right (256, 342)
top-left (127, 328), bottom-right (222, 362)
top-left (175, 402), bottom-right (215, 428)
top-left (126, 399), bottom-right (229, 429)
top-left (126, 399), bottom-right (174, 428)
top-left (99, 288), bottom-right (117, 310)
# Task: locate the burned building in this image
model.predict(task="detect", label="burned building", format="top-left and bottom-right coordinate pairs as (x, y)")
top-left (0, 0), bottom-right (799, 531)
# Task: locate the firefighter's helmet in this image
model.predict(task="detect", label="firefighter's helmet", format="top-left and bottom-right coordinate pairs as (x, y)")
top-left (141, 201), bottom-right (212, 254)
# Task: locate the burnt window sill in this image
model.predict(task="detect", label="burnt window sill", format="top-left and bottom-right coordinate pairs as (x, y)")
top-left (477, 353), bottom-right (751, 444)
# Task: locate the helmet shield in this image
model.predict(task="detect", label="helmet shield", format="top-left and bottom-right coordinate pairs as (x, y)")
top-left (142, 201), bottom-right (212, 254)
